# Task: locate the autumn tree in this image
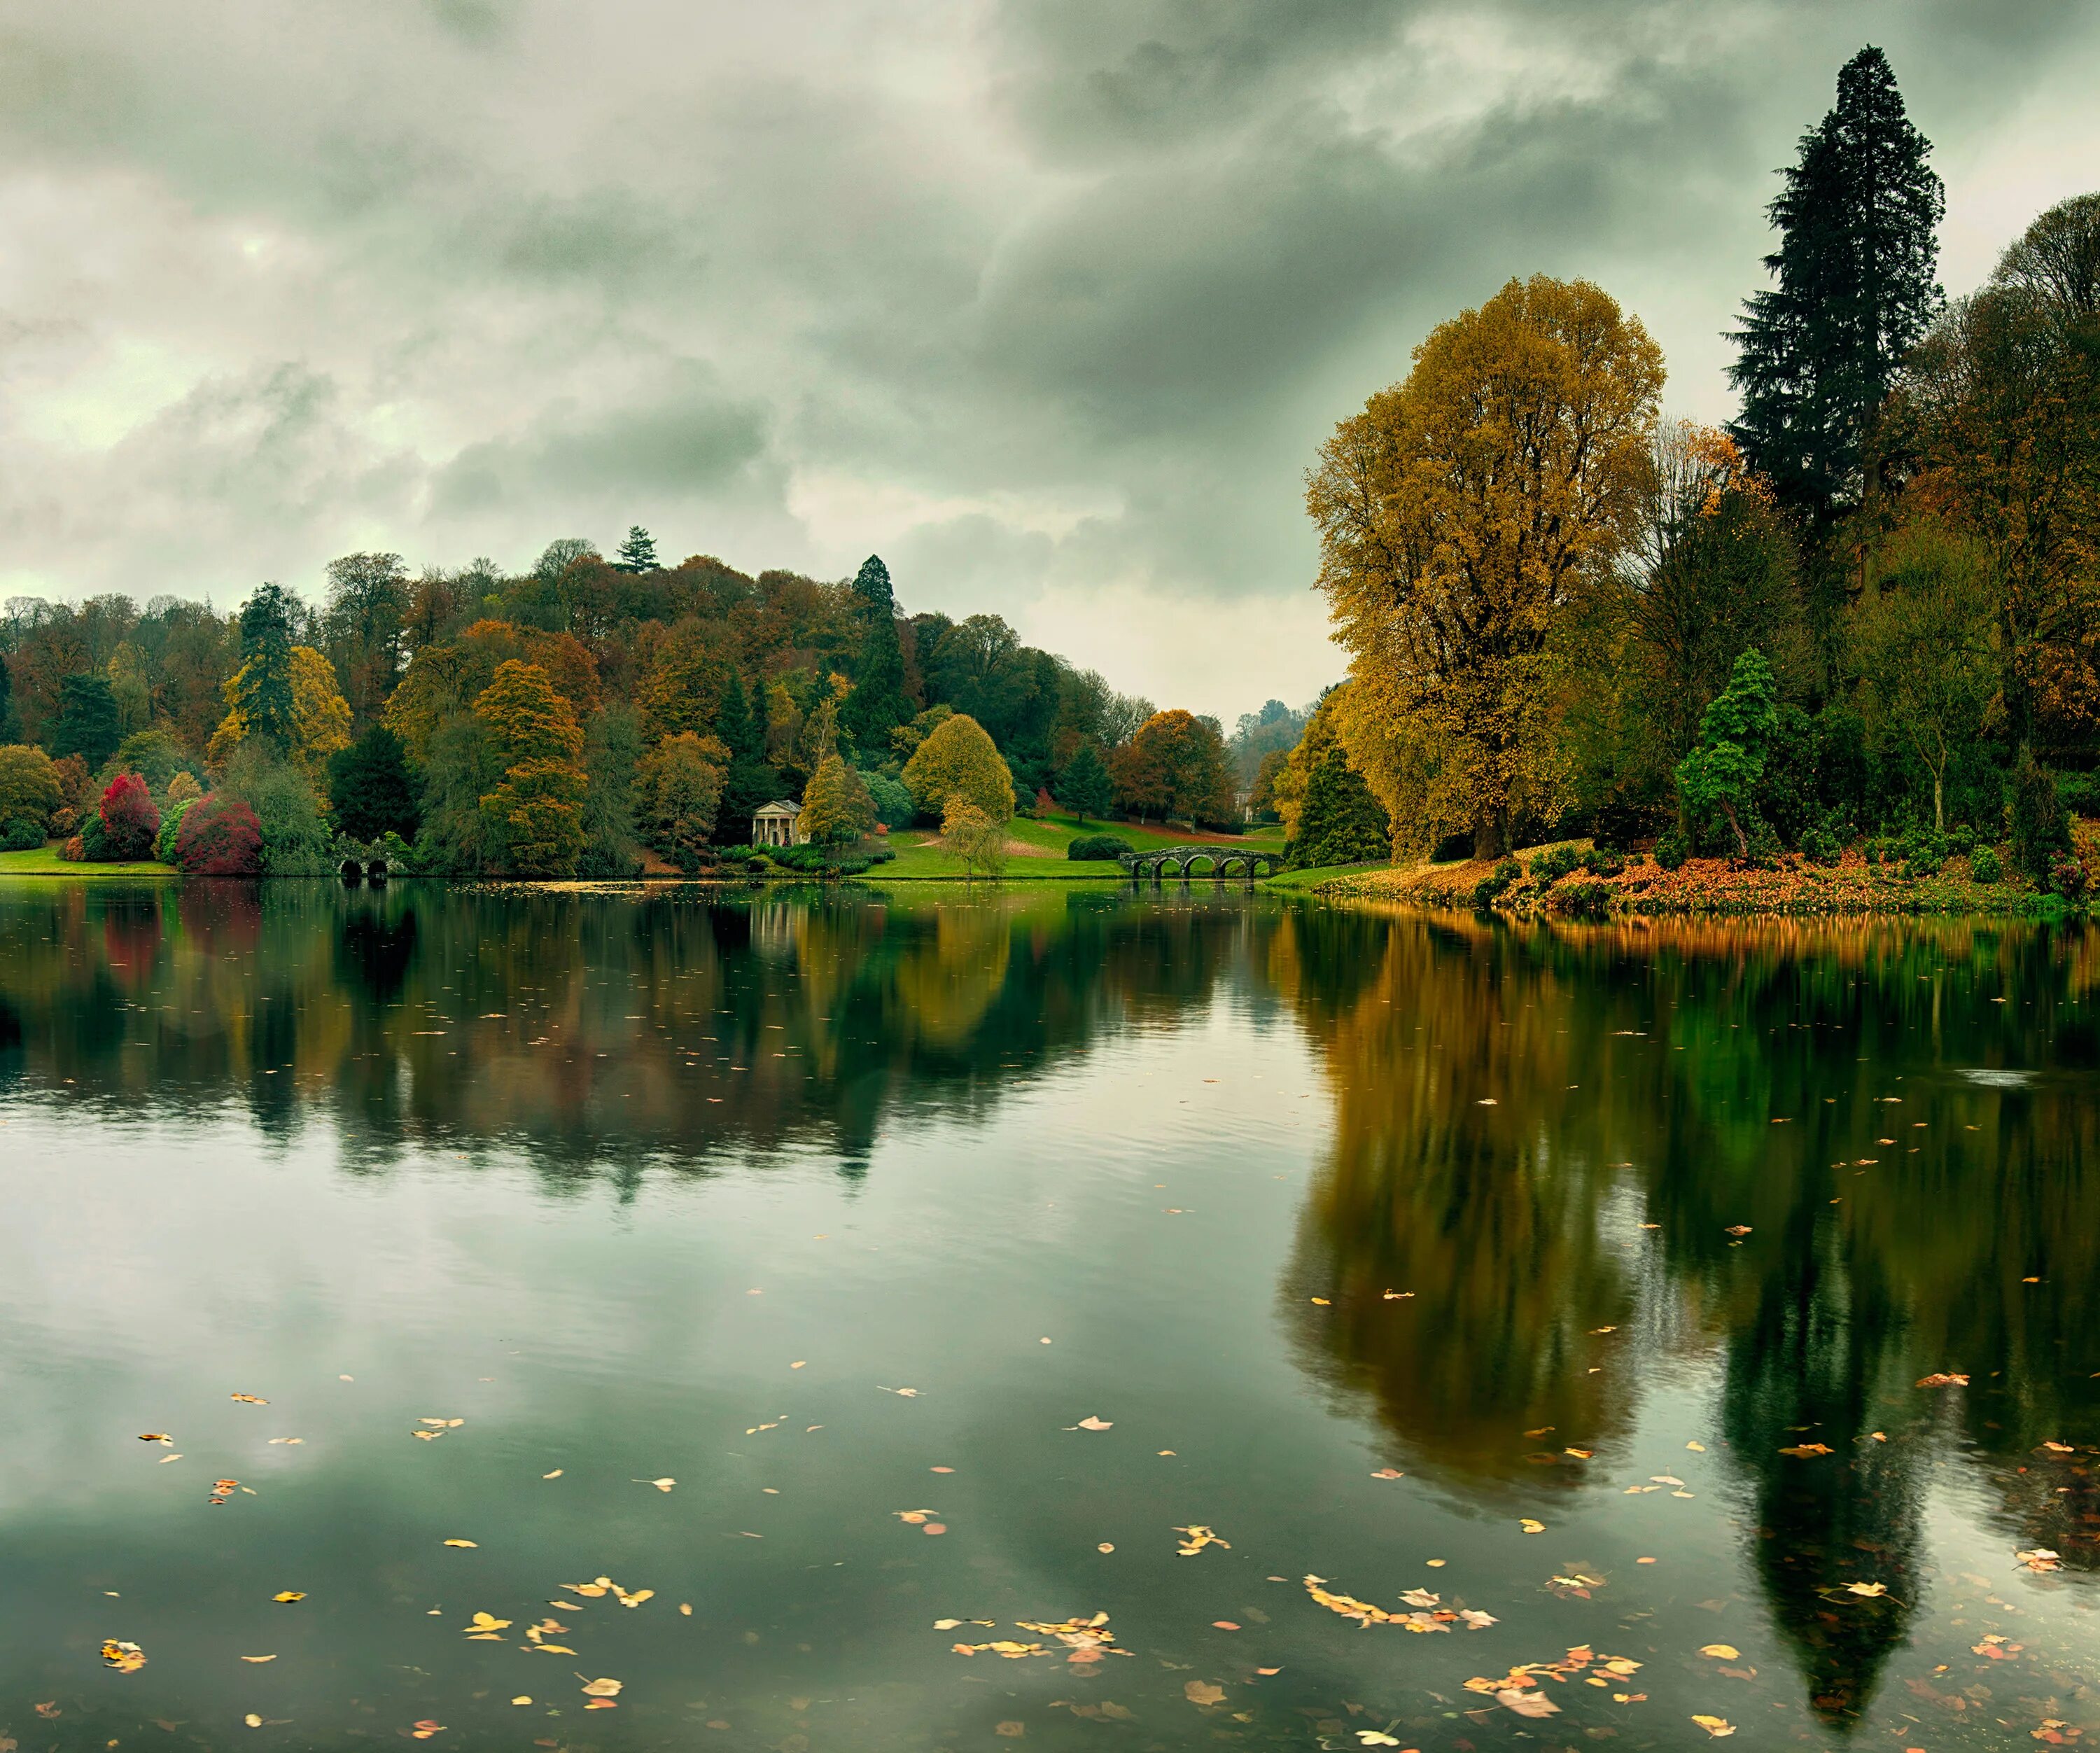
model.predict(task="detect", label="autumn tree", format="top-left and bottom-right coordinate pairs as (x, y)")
top-left (1307, 275), bottom-right (1663, 855)
top-left (211, 647), bottom-right (351, 781)
top-left (1728, 47), bottom-right (1944, 521)
top-left (799, 751), bottom-right (876, 848)
top-left (902, 712), bottom-right (1013, 823)
top-left (636, 618), bottom-right (734, 741)
top-left (633, 731), bottom-right (730, 868)
top-left (0, 744), bottom-right (62, 834)
top-left (942, 796), bottom-right (1008, 879)
top-left (473, 659), bottom-right (588, 876)
top-left (1108, 708), bottom-right (1233, 824)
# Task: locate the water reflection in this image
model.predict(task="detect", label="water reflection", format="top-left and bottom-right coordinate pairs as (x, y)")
top-left (1282, 909), bottom-right (2100, 1724)
top-left (3, 885), bottom-right (2097, 1738)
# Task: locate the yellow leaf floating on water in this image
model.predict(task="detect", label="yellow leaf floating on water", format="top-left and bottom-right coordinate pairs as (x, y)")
top-left (510, 1696), bottom-right (532, 1706)
top-left (138, 1433), bottom-right (172, 1444)
top-left (1700, 1644), bottom-right (1740, 1660)
top-left (1692, 1714), bottom-right (1735, 1738)
top-left (1778, 1444), bottom-right (1833, 1458)
top-left (1175, 1524), bottom-right (1230, 1556)
top-left (579, 1678), bottom-right (623, 1698)
top-left (100, 1640), bottom-right (146, 1673)
top-left (272, 1592), bottom-right (305, 1604)
top-left (1520, 1519), bottom-right (1546, 1534)
top-left (443, 1539), bottom-right (477, 1549)
top-left (230, 1394), bottom-right (269, 1405)
top-left (244, 1714), bottom-right (262, 1728)
top-left (464, 1612), bottom-right (512, 1634)
top-left (240, 1656), bottom-right (276, 1663)
top-left (542, 1469), bottom-right (563, 1479)
top-left (1842, 1581), bottom-right (1889, 1598)
top-left (636, 1478), bottom-right (676, 1492)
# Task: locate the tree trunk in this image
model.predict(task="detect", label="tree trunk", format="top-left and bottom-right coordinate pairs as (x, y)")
top-left (1722, 800), bottom-right (1747, 859)
top-left (1472, 806), bottom-right (1508, 862)
top-left (1933, 772), bottom-right (1945, 833)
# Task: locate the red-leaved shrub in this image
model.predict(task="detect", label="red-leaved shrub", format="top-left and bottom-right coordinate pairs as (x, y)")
top-left (60, 834), bottom-right (85, 862)
top-left (98, 772), bottom-right (161, 861)
top-left (174, 794), bottom-right (264, 876)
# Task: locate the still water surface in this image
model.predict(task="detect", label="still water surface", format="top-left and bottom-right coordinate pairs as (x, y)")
top-left (0, 884), bottom-right (2095, 1751)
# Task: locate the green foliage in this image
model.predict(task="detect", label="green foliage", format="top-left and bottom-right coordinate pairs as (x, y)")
top-left (1728, 47), bottom-right (1945, 517)
top-left (859, 769), bottom-right (913, 830)
top-left (1284, 747), bottom-right (1390, 869)
top-left (1473, 857), bottom-right (1522, 909)
top-left (327, 725), bottom-right (421, 844)
top-left (1058, 742), bottom-right (1114, 823)
top-left (156, 797), bottom-right (197, 863)
top-left (1, 816), bottom-right (43, 851)
top-left (414, 715), bottom-right (499, 875)
top-left (842, 555), bottom-right (910, 750)
top-left (2010, 747), bottom-right (2072, 884)
top-left (613, 526), bottom-right (659, 573)
top-left (223, 742), bottom-right (335, 875)
top-left (1799, 820), bottom-right (1844, 865)
top-left (1968, 844), bottom-right (2003, 884)
top-left (113, 728), bottom-right (192, 794)
top-left (233, 583), bottom-right (300, 750)
top-left (0, 743), bottom-right (64, 830)
top-left (578, 705), bottom-right (644, 878)
top-left (942, 797), bottom-right (1009, 879)
top-left (634, 731), bottom-right (730, 869)
top-left (1674, 649), bottom-right (1778, 858)
top-left (1067, 834), bottom-right (1134, 862)
top-left (1655, 829), bottom-right (1690, 869)
top-left (481, 757), bottom-right (588, 876)
top-left (50, 673), bottom-right (121, 768)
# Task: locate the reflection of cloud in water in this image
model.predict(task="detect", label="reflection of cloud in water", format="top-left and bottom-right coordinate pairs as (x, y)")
top-left (1956, 1067), bottom-right (2035, 1087)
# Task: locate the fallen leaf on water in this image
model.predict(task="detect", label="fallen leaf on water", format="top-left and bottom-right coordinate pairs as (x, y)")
top-left (241, 1656), bottom-right (275, 1663)
top-left (510, 1696), bottom-right (532, 1706)
top-left (1843, 1582), bottom-right (1889, 1598)
top-left (101, 1640), bottom-right (147, 1673)
top-left (1916, 1372), bottom-right (1969, 1388)
top-left (995, 1724), bottom-right (1024, 1739)
top-left (1256, 1665), bottom-right (1282, 1675)
top-left (442, 1539), bottom-right (477, 1549)
top-left (1370, 1467), bottom-right (1404, 1479)
top-left (34, 1703), bottom-right (62, 1719)
top-left (1460, 1609), bottom-right (1497, 1628)
top-left (542, 1469), bottom-right (563, 1479)
top-left (580, 1677), bottom-right (623, 1698)
top-left (2017, 1549), bottom-right (2063, 1572)
top-left (272, 1592), bottom-right (306, 1604)
top-left (158, 1453), bottom-right (183, 1463)
top-left (881, 1387), bottom-right (921, 1397)
top-left (1779, 1444), bottom-right (1834, 1458)
top-left (409, 1721), bottom-right (443, 1740)
top-left (138, 1432), bottom-right (172, 1444)
top-left (1400, 1588), bottom-right (1440, 1607)
top-left (1691, 1714), bottom-right (1735, 1737)
top-left (1357, 1733), bottom-right (1401, 1747)
top-left (896, 1509), bottom-right (939, 1524)
top-left (1212, 1620), bottom-right (1240, 1630)
top-left (1520, 1519), bottom-right (1546, 1534)
top-left (679, 1602), bottom-right (692, 1615)
top-left (1686, 1441), bottom-right (1707, 1451)
top-left (1184, 1681), bottom-right (1226, 1707)
top-left (2040, 1441), bottom-right (2074, 1454)
top-left (1309, 1297), bottom-right (1330, 1306)
top-left (1564, 1448), bottom-right (1593, 1460)
top-left (1071, 1416), bottom-right (1112, 1432)
top-left (1498, 1689), bottom-right (1559, 1719)
top-left (1381, 1290), bottom-right (1413, 1299)
top-left (244, 1714), bottom-right (262, 1728)
top-left (1175, 1525), bottom-right (1231, 1556)
top-left (1700, 1644), bottom-right (1740, 1660)
top-left (464, 1612), bottom-right (512, 1634)
top-left (230, 1394), bottom-right (269, 1405)
top-left (636, 1478), bottom-right (676, 1492)
top-left (923, 1523), bottom-right (947, 1536)
top-left (1096, 1542), bottom-right (1114, 1553)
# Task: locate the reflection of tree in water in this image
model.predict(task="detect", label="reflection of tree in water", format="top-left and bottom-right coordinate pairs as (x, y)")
top-left (1273, 905), bottom-right (2100, 1725)
top-left (0, 882), bottom-right (1276, 1184)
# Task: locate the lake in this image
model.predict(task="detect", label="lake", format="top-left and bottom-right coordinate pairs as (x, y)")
top-left (0, 883), bottom-right (2094, 1752)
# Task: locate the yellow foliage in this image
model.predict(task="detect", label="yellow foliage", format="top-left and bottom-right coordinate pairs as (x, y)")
top-left (209, 647), bottom-right (351, 781)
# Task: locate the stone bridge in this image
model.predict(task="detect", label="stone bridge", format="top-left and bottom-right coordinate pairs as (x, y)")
top-left (1120, 844), bottom-right (1279, 881)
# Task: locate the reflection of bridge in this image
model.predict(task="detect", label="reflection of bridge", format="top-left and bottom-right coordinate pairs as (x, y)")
top-left (1121, 845), bottom-right (1279, 881)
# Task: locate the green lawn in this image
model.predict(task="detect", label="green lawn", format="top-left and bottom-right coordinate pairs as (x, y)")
top-left (866, 811), bottom-right (1286, 881)
top-left (0, 843), bottom-right (177, 876)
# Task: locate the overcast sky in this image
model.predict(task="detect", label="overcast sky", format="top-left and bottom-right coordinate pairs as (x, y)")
top-left (1, 1), bottom-right (2095, 721)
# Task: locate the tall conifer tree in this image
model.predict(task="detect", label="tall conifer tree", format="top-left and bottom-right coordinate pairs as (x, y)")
top-left (842, 554), bottom-right (910, 748)
top-left (1728, 46), bottom-right (1943, 520)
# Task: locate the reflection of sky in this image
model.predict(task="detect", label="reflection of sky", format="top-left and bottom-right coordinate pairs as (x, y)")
top-left (1, 895), bottom-right (2097, 1747)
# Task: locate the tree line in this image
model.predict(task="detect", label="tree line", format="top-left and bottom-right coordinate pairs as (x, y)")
top-left (0, 531), bottom-right (1295, 874)
top-left (1303, 46), bottom-right (2100, 888)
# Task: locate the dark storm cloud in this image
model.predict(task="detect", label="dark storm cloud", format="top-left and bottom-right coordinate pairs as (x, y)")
top-left (0, 0), bottom-right (2092, 712)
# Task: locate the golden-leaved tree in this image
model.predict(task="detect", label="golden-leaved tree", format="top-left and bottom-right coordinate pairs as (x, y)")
top-left (1306, 275), bottom-right (1664, 855)
top-left (473, 659), bottom-right (587, 876)
top-left (902, 712), bottom-right (1013, 823)
top-left (209, 646), bottom-right (352, 781)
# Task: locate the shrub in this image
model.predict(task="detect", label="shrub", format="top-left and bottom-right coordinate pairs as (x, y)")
top-left (98, 772), bottom-right (161, 861)
top-left (157, 797), bottom-right (197, 864)
top-left (49, 806), bottom-right (78, 838)
top-left (78, 809), bottom-right (109, 862)
top-left (0, 744), bottom-right (64, 830)
top-left (166, 769), bottom-right (204, 811)
top-left (1473, 856), bottom-right (1522, 909)
top-left (1800, 821), bottom-right (1843, 865)
top-left (60, 833), bottom-right (85, 862)
top-left (175, 795), bottom-right (265, 876)
top-left (712, 844), bottom-right (762, 865)
top-left (2049, 853), bottom-right (2089, 900)
top-left (1527, 843), bottom-right (1586, 884)
top-left (1554, 879), bottom-right (1614, 916)
top-left (1068, 834), bottom-right (1134, 861)
top-left (2, 816), bottom-right (44, 851)
top-left (1654, 830), bottom-right (1690, 870)
top-left (376, 830), bottom-right (417, 874)
top-left (1896, 823), bottom-right (1947, 879)
top-left (1968, 845), bottom-right (2002, 884)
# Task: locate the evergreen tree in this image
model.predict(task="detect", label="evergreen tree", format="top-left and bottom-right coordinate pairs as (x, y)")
top-left (842, 554), bottom-right (911, 748)
top-left (1284, 747), bottom-right (1390, 869)
top-left (615, 526), bottom-right (660, 573)
top-left (1058, 741), bottom-right (1113, 824)
top-left (717, 668), bottom-right (759, 763)
top-left (234, 583), bottom-right (300, 750)
top-left (50, 673), bottom-right (122, 768)
top-left (327, 724), bottom-right (422, 844)
top-left (1727, 46), bottom-right (1944, 519)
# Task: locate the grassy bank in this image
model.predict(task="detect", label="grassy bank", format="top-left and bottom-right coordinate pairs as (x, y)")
top-left (1315, 837), bottom-right (2075, 916)
top-left (0, 844), bottom-right (178, 877)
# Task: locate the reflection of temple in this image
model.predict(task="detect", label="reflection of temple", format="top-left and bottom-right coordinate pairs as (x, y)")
top-left (1272, 906), bottom-right (2100, 1729)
